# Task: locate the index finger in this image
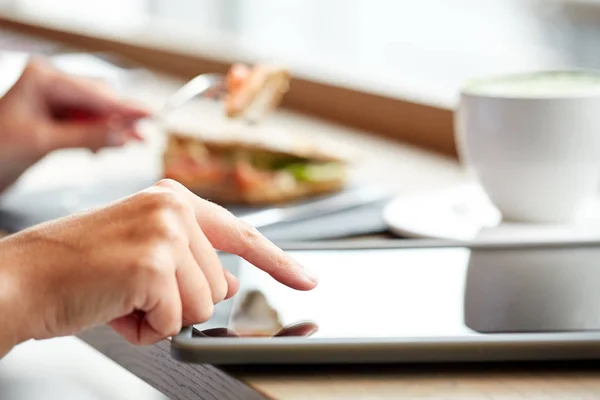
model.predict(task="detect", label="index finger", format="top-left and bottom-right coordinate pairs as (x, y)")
top-left (159, 180), bottom-right (317, 291)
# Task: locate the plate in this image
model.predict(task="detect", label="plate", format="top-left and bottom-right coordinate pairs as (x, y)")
top-left (383, 184), bottom-right (600, 242)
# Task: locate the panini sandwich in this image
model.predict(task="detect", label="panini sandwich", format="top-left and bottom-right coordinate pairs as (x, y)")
top-left (163, 125), bottom-right (349, 205)
top-left (162, 62), bottom-right (349, 205)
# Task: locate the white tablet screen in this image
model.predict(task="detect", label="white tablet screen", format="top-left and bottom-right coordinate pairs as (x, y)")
top-left (195, 246), bottom-right (600, 339)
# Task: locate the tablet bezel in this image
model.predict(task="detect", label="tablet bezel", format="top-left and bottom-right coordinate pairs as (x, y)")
top-left (170, 238), bottom-right (600, 365)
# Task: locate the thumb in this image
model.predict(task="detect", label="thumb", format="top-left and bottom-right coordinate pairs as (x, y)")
top-left (46, 118), bottom-right (130, 152)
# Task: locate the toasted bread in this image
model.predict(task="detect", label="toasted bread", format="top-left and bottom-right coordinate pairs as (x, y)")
top-left (163, 62), bottom-right (349, 205)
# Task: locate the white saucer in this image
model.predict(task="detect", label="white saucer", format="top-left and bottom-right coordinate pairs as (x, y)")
top-left (383, 184), bottom-right (600, 242)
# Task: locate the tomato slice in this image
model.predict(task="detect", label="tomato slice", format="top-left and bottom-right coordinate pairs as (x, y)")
top-left (234, 161), bottom-right (274, 192)
top-left (166, 157), bottom-right (225, 183)
top-left (227, 63), bottom-right (251, 94)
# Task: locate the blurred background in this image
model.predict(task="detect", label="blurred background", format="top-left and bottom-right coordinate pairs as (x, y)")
top-left (2, 0), bottom-right (600, 103)
top-left (0, 0), bottom-right (600, 241)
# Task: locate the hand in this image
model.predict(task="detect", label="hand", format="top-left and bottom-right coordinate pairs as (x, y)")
top-left (0, 57), bottom-right (150, 191)
top-left (0, 179), bottom-right (317, 353)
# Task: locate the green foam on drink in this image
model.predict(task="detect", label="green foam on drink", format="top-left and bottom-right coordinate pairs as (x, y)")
top-left (463, 71), bottom-right (600, 98)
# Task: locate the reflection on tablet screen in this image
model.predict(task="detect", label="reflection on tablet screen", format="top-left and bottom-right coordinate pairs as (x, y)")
top-left (200, 248), bottom-right (478, 339)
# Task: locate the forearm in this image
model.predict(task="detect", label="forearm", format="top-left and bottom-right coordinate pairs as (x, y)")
top-left (0, 286), bottom-right (18, 358)
top-left (0, 238), bottom-right (31, 358)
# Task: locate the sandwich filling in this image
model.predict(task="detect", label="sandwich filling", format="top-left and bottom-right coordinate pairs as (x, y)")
top-left (225, 63), bottom-right (290, 123)
top-left (164, 135), bottom-right (346, 199)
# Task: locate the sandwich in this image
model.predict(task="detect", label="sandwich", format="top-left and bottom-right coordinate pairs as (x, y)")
top-left (162, 62), bottom-right (350, 205)
top-left (163, 124), bottom-right (349, 205)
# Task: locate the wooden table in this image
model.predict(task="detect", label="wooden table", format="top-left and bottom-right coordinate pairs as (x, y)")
top-left (69, 325), bottom-right (600, 400)
top-left (238, 362), bottom-right (600, 399)
top-left (2, 58), bottom-right (600, 400)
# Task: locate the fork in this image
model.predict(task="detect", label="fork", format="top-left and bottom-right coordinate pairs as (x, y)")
top-left (155, 73), bottom-right (226, 122)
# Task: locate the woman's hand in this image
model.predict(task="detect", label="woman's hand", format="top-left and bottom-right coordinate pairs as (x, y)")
top-left (0, 179), bottom-right (317, 356)
top-left (0, 58), bottom-right (150, 191)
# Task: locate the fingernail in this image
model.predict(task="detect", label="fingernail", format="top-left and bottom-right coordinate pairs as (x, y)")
top-left (130, 129), bottom-right (145, 141)
top-left (297, 262), bottom-right (318, 284)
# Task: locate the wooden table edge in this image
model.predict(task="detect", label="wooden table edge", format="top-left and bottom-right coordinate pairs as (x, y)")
top-left (76, 325), bottom-right (269, 400)
top-left (0, 10), bottom-right (458, 158)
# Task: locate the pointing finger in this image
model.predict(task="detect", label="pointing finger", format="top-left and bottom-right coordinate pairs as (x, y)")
top-left (153, 179), bottom-right (318, 291)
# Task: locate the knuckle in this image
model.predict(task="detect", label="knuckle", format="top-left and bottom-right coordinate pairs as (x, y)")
top-left (237, 220), bottom-right (261, 248)
top-left (134, 192), bottom-right (189, 243)
top-left (132, 246), bottom-right (171, 282)
top-left (153, 178), bottom-right (184, 192)
top-left (142, 213), bottom-right (185, 244)
top-left (149, 209), bottom-right (185, 241)
top-left (273, 249), bottom-right (292, 272)
top-left (142, 188), bottom-right (187, 213)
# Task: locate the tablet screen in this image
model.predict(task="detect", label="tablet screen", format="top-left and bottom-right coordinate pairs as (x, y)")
top-left (194, 245), bottom-right (600, 339)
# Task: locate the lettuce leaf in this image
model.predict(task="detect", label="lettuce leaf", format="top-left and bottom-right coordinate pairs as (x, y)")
top-left (284, 162), bottom-right (344, 182)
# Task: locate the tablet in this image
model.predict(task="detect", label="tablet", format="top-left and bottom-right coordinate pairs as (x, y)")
top-left (171, 240), bottom-right (600, 365)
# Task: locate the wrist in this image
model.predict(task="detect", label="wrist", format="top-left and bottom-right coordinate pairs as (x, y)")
top-left (0, 237), bottom-right (35, 351)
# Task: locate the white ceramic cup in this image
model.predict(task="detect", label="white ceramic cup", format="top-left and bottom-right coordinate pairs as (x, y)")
top-left (464, 246), bottom-right (600, 333)
top-left (455, 70), bottom-right (600, 223)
